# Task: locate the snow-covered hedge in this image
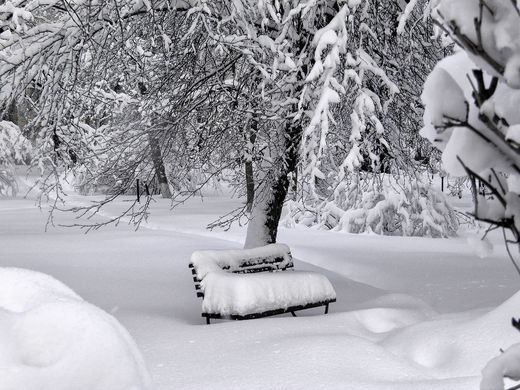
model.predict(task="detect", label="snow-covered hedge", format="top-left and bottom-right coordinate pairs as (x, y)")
top-left (0, 268), bottom-right (151, 390)
top-left (283, 175), bottom-right (459, 237)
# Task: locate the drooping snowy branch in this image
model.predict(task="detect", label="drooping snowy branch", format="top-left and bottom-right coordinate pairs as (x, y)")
top-left (422, 0), bottom-right (520, 240)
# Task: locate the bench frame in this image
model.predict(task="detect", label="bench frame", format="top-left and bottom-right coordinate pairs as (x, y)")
top-left (189, 251), bottom-right (336, 324)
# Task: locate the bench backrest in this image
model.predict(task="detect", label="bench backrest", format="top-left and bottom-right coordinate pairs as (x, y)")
top-left (189, 244), bottom-right (293, 298)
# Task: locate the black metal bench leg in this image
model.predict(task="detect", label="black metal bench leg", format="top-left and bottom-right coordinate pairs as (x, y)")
top-left (206, 317), bottom-right (210, 325)
top-left (291, 311), bottom-right (297, 317)
top-left (324, 303), bottom-right (329, 314)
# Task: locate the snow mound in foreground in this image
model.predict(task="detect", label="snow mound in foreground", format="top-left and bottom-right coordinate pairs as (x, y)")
top-left (0, 267), bottom-right (151, 390)
top-left (382, 290), bottom-right (520, 378)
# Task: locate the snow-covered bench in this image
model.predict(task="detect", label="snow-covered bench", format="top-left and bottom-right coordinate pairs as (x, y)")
top-left (189, 243), bottom-right (336, 324)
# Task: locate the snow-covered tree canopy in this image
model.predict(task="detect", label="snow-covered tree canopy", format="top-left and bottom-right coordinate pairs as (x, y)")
top-left (274, 0), bottom-right (457, 238)
top-left (0, 0), bottom-right (247, 222)
top-left (0, 0), bottom-right (457, 242)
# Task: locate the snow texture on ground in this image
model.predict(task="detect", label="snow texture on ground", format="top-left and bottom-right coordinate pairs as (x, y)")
top-left (1, 194), bottom-right (519, 389)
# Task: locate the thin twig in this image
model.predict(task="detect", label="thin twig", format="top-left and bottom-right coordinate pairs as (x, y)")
top-left (503, 228), bottom-right (520, 278)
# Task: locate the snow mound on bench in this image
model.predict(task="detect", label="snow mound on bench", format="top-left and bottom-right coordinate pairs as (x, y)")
top-left (201, 271), bottom-right (336, 316)
top-left (191, 243), bottom-right (292, 279)
top-left (0, 267), bottom-right (151, 390)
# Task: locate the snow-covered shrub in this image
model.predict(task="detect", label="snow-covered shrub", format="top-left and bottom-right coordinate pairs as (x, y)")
top-left (0, 267), bottom-right (151, 390)
top-left (0, 121), bottom-right (28, 164)
top-left (0, 120), bottom-right (31, 196)
top-left (447, 177), bottom-right (468, 199)
top-left (283, 174), bottom-right (458, 237)
top-left (0, 168), bottom-right (17, 197)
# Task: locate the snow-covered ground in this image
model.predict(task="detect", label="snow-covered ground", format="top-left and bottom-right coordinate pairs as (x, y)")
top-left (1, 193), bottom-right (520, 389)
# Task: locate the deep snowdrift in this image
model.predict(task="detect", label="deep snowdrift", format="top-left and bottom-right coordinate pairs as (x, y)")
top-left (0, 267), bottom-right (151, 390)
top-left (383, 290), bottom-right (520, 379)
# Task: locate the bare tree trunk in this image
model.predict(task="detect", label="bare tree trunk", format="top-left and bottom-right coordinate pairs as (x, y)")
top-left (244, 11), bottom-right (321, 248)
top-left (245, 114), bottom-right (258, 213)
top-left (244, 119), bottom-right (302, 248)
top-left (139, 82), bottom-right (172, 199)
top-left (245, 160), bottom-right (254, 212)
top-left (147, 131), bottom-right (172, 199)
top-left (291, 168), bottom-right (298, 201)
top-left (4, 100), bottom-right (18, 123)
